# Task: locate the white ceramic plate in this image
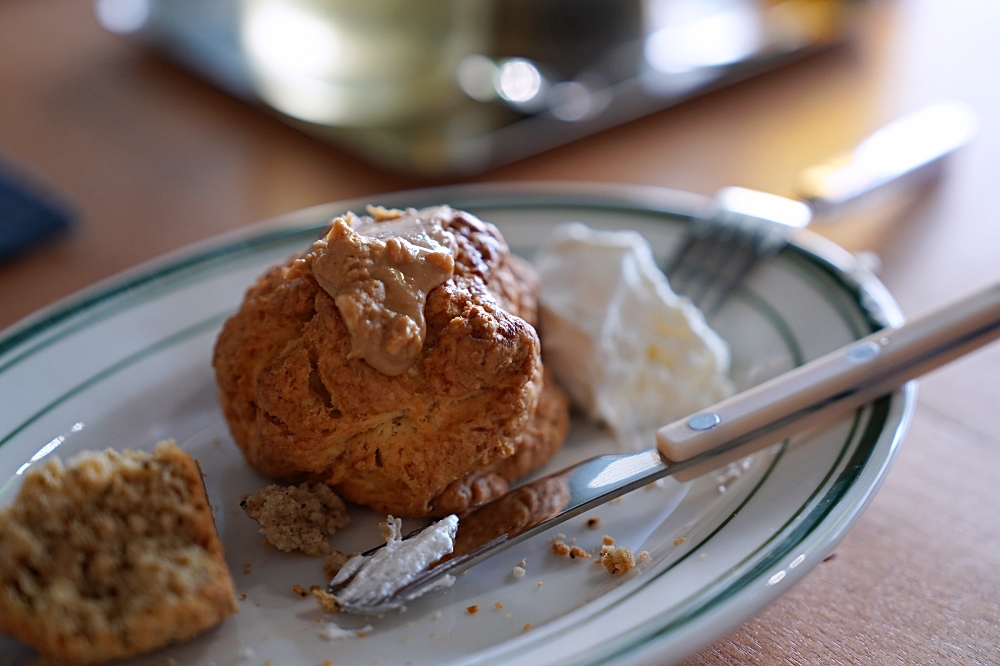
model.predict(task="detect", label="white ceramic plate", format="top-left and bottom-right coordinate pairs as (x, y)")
top-left (0, 183), bottom-right (913, 666)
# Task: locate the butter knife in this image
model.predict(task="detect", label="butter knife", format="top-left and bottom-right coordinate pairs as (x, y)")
top-left (332, 280), bottom-right (1000, 613)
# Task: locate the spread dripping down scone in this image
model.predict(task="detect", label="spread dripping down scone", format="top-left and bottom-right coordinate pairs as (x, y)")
top-left (214, 205), bottom-right (569, 517)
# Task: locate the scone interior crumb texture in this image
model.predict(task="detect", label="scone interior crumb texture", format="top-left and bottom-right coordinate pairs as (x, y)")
top-left (0, 442), bottom-right (237, 666)
top-left (241, 483), bottom-right (350, 556)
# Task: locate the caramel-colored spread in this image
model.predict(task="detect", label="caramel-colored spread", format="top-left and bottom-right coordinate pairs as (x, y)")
top-left (312, 208), bottom-right (457, 376)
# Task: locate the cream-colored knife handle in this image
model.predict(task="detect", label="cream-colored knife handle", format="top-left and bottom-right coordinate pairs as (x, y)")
top-left (657, 280), bottom-right (1000, 463)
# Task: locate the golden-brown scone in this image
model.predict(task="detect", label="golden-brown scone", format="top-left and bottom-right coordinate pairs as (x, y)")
top-left (431, 368), bottom-right (570, 516)
top-left (214, 206), bottom-right (567, 517)
top-left (0, 442), bottom-right (238, 666)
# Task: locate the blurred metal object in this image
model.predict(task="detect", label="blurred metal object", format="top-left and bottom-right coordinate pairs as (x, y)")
top-left (665, 101), bottom-right (978, 314)
top-left (665, 188), bottom-right (811, 314)
top-left (96, 0), bottom-right (865, 175)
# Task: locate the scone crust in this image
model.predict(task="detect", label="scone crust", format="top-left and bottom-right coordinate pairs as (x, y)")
top-left (0, 442), bottom-right (238, 666)
top-left (214, 207), bottom-right (554, 516)
top-left (430, 368), bottom-right (571, 516)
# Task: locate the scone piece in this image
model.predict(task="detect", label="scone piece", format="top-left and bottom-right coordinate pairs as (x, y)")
top-left (214, 205), bottom-right (564, 517)
top-left (431, 367), bottom-right (570, 515)
top-left (0, 442), bottom-right (238, 666)
top-left (241, 483), bottom-right (350, 556)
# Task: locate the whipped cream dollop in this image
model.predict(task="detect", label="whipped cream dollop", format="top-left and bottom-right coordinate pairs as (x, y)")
top-left (332, 514), bottom-right (458, 613)
top-left (535, 223), bottom-right (734, 451)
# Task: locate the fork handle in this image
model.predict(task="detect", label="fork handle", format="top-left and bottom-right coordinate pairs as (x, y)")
top-left (797, 101), bottom-right (978, 215)
top-left (657, 280), bottom-right (1000, 463)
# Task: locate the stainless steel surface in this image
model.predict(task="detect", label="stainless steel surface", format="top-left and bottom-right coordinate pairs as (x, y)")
top-left (663, 190), bottom-right (807, 313)
top-left (663, 101), bottom-right (976, 313)
top-left (94, 0), bottom-right (864, 175)
top-left (332, 281), bottom-right (1000, 614)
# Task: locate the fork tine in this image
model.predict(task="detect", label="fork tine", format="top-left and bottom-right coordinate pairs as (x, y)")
top-left (665, 204), bottom-right (797, 314)
top-left (664, 215), bottom-right (726, 296)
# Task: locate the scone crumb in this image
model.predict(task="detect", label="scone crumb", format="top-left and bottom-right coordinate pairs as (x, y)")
top-left (293, 584), bottom-right (309, 597)
top-left (551, 539), bottom-right (571, 557)
top-left (433, 611), bottom-right (442, 620)
top-left (639, 550), bottom-right (652, 563)
top-left (240, 593), bottom-right (247, 600)
top-left (0, 444), bottom-right (239, 663)
top-left (585, 517), bottom-right (601, 529)
top-left (674, 537), bottom-right (687, 546)
top-left (569, 546), bottom-right (591, 559)
top-left (523, 623), bottom-right (533, 631)
top-left (312, 589), bottom-right (339, 613)
top-left (323, 550), bottom-right (352, 580)
top-left (512, 566), bottom-right (526, 578)
top-left (366, 204), bottom-right (403, 221)
top-left (602, 535), bottom-right (616, 546)
top-left (600, 544), bottom-right (635, 575)
top-left (379, 519), bottom-right (396, 542)
top-left (466, 605), bottom-right (479, 615)
top-left (494, 602), bottom-right (504, 610)
top-left (536, 582), bottom-right (543, 588)
top-left (242, 483), bottom-right (349, 556)
top-left (321, 660), bottom-right (334, 666)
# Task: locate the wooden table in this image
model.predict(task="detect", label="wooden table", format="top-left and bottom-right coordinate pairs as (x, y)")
top-left (2, 0), bottom-right (999, 663)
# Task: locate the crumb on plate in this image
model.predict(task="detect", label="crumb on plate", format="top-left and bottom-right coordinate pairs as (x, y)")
top-left (600, 544), bottom-right (635, 575)
top-left (313, 589), bottom-right (339, 613)
top-left (241, 483), bottom-right (349, 556)
top-left (323, 550), bottom-right (352, 580)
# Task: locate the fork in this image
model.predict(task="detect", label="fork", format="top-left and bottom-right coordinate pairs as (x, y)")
top-left (664, 101), bottom-right (978, 315)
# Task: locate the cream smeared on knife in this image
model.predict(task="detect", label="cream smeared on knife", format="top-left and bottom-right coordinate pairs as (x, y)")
top-left (331, 515), bottom-right (458, 613)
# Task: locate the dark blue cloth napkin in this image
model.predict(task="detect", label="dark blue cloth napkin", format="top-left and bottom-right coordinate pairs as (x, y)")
top-left (0, 161), bottom-right (75, 262)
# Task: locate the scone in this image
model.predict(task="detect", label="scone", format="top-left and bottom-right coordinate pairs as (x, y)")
top-left (0, 442), bottom-right (238, 666)
top-left (214, 205), bottom-right (569, 516)
top-left (431, 367), bottom-right (570, 515)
